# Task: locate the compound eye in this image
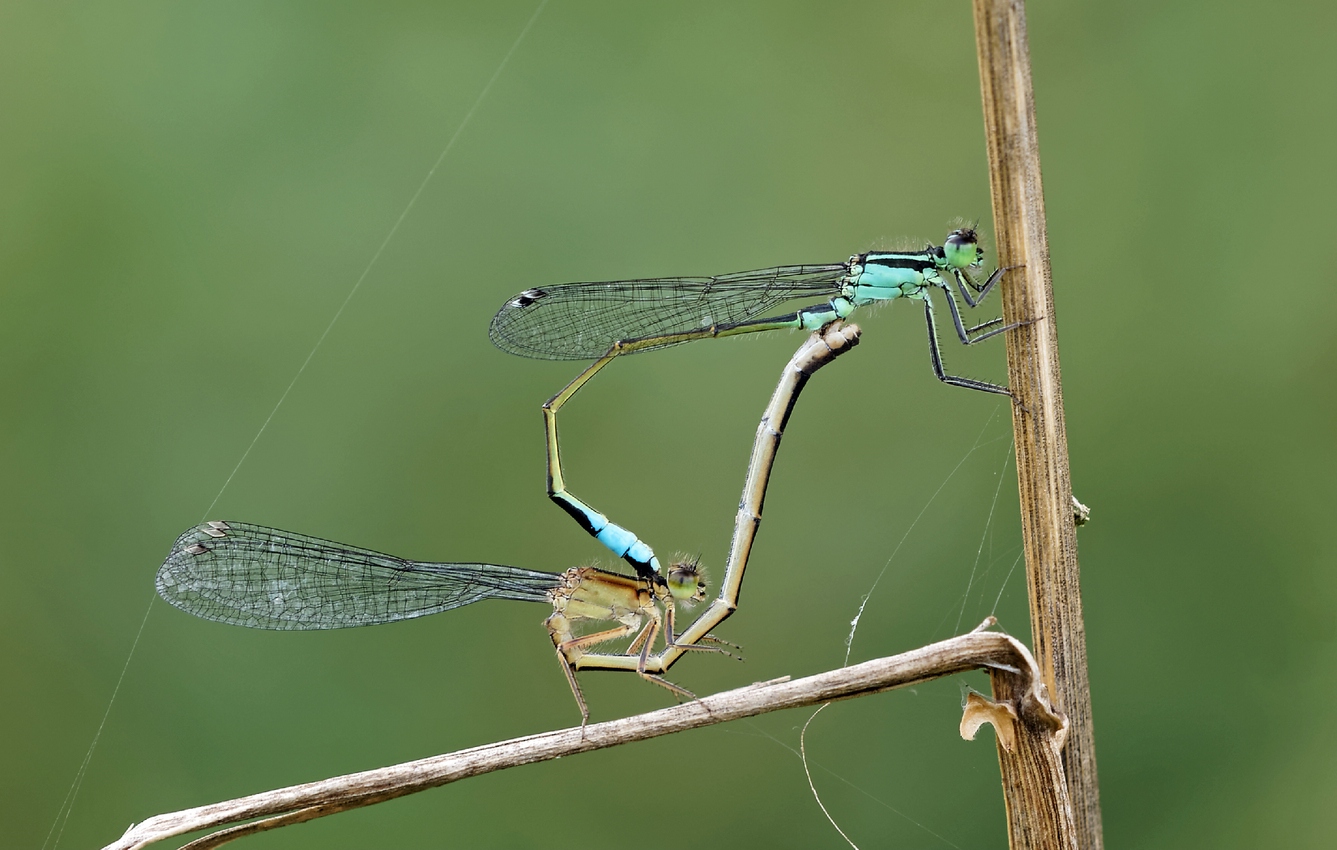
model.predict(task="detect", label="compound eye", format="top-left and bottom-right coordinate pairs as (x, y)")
top-left (943, 230), bottom-right (980, 268)
top-left (667, 560), bottom-right (707, 601)
top-left (945, 228), bottom-right (977, 247)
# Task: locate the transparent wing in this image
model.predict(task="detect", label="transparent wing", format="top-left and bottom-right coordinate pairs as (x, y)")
top-left (156, 521), bottom-right (560, 630)
top-left (488, 263), bottom-right (851, 360)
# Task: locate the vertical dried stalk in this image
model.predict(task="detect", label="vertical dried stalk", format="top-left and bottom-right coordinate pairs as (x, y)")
top-left (987, 666), bottom-right (1076, 850)
top-left (971, 1), bottom-right (1103, 849)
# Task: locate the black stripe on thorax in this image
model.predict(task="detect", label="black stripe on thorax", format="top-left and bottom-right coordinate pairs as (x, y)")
top-left (860, 251), bottom-right (936, 272)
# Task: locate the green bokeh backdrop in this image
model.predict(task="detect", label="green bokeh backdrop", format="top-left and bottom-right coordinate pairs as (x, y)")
top-left (4, 1), bottom-right (1335, 848)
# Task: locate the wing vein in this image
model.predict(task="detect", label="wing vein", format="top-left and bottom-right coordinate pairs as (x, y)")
top-left (156, 522), bottom-right (559, 630)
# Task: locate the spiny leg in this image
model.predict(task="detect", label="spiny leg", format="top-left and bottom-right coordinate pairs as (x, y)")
top-left (673, 637), bottom-right (743, 661)
top-left (922, 295), bottom-right (1011, 396)
top-left (692, 633), bottom-right (742, 651)
top-left (638, 672), bottom-right (697, 702)
top-left (545, 612), bottom-right (610, 723)
top-left (553, 646), bottom-right (590, 725)
top-left (952, 265), bottom-right (1006, 306)
top-left (633, 614), bottom-right (696, 700)
top-left (636, 614), bottom-right (659, 671)
top-left (558, 623), bottom-right (639, 653)
top-left (662, 597), bottom-right (740, 656)
top-left (934, 283), bottom-right (1030, 346)
top-left (626, 617), bottom-right (658, 656)
top-left (965, 316), bottom-right (1006, 335)
top-left (660, 598), bottom-right (677, 647)
top-left (653, 602), bottom-right (743, 657)
top-left (552, 620), bottom-right (643, 723)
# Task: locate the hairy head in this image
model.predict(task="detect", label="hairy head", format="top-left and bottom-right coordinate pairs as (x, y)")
top-left (665, 556), bottom-right (707, 603)
top-left (942, 227), bottom-right (985, 269)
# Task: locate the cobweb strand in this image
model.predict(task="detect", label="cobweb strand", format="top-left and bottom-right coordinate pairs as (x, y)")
top-left (44, 3), bottom-right (550, 847)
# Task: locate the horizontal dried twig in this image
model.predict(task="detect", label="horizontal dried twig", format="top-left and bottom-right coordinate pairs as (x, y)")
top-left (106, 620), bottom-right (1064, 850)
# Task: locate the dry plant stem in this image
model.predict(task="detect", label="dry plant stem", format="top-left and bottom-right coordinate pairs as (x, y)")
top-left (105, 624), bottom-right (1063, 850)
top-left (972, 1), bottom-right (1101, 848)
top-left (988, 665), bottom-right (1075, 850)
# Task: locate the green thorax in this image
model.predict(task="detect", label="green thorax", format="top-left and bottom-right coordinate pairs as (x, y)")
top-left (845, 249), bottom-right (938, 305)
top-left (843, 228), bottom-right (986, 306)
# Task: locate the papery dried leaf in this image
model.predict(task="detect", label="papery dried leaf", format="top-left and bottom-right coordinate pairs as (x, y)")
top-left (961, 690), bottom-right (1019, 751)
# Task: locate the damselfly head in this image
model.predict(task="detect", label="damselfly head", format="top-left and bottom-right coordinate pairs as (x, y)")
top-left (666, 556), bottom-right (707, 603)
top-left (943, 228), bottom-right (985, 269)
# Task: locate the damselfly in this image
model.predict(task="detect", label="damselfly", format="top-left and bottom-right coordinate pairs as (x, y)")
top-left (157, 324), bottom-right (862, 721)
top-left (489, 228), bottom-right (1016, 587)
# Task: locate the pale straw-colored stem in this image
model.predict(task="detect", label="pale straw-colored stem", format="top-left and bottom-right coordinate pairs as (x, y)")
top-left (105, 621), bottom-right (1064, 850)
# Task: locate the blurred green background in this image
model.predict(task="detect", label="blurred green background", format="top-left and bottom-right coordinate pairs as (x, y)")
top-left (4, 1), bottom-right (1334, 847)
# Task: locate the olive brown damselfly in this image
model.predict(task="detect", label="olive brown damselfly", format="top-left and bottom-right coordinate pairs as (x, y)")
top-left (157, 323), bottom-right (862, 721)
